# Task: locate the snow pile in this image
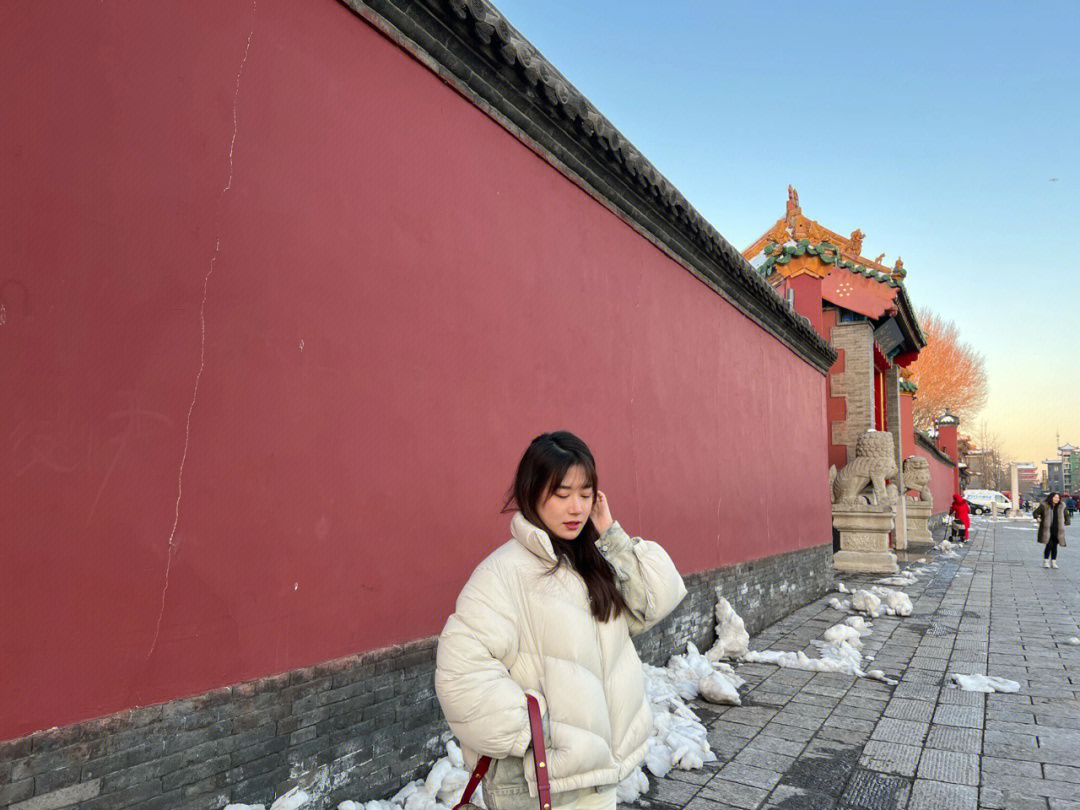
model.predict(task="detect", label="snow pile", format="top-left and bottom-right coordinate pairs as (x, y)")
top-left (844, 616), bottom-right (871, 633)
top-left (951, 673), bottom-right (1021, 693)
top-left (615, 769), bottom-right (650, 804)
top-left (361, 741), bottom-right (476, 810)
top-left (823, 623), bottom-right (864, 648)
top-left (935, 539), bottom-right (960, 559)
top-left (625, 642), bottom-right (739, 799)
top-left (850, 590), bottom-right (881, 616)
top-left (273, 793), bottom-right (310, 810)
top-left (865, 670), bottom-right (899, 685)
top-left (829, 597), bottom-right (851, 612)
top-left (1066, 637), bottom-right (1080, 646)
top-left (226, 790), bottom-right (311, 810)
top-left (869, 586), bottom-right (913, 617)
top-left (707, 594), bottom-right (749, 661)
top-left (744, 637), bottom-right (878, 681)
top-left (837, 582), bottom-right (850, 594)
top-left (663, 643), bottom-right (745, 705)
top-left (876, 569), bottom-right (917, 587)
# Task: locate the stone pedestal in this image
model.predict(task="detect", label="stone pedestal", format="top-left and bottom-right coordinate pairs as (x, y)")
top-left (904, 499), bottom-right (934, 548)
top-left (832, 507), bottom-right (899, 574)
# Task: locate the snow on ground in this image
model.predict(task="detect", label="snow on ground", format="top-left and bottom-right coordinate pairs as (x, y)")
top-left (328, 639), bottom-right (738, 810)
top-left (851, 590), bottom-right (881, 616)
top-left (876, 570), bottom-right (917, 587)
top-left (845, 616), bottom-right (872, 633)
top-left (707, 594), bottom-right (749, 661)
top-left (1067, 637), bottom-right (1080, 646)
top-left (251, 571), bottom-right (945, 810)
top-left (226, 789), bottom-right (312, 810)
top-left (823, 623), bottom-right (864, 648)
top-left (869, 586), bottom-right (913, 617)
top-left (935, 539), bottom-right (960, 559)
top-left (951, 673), bottom-right (1021, 693)
top-left (836, 582), bottom-right (849, 593)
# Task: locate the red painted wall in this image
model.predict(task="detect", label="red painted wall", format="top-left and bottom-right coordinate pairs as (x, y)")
top-left (786, 275), bottom-right (824, 337)
top-left (0, 1), bottom-right (830, 740)
top-left (912, 445), bottom-right (957, 514)
top-left (935, 424), bottom-right (961, 495)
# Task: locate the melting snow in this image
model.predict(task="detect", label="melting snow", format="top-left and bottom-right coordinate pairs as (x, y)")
top-left (951, 673), bottom-right (1021, 693)
top-left (1066, 637), bottom-right (1080, 646)
top-left (844, 616), bottom-right (872, 633)
top-left (707, 594), bottom-right (749, 661)
top-left (823, 624), bottom-right (864, 648)
top-left (829, 597), bottom-right (851, 612)
top-left (876, 570), bottom-right (917, 587)
top-left (851, 590), bottom-right (881, 616)
top-left (837, 582), bottom-right (850, 594)
top-left (870, 586), bottom-right (914, 617)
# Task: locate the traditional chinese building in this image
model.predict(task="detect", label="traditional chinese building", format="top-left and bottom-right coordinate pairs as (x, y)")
top-left (744, 189), bottom-right (958, 551)
top-left (744, 188), bottom-right (925, 473)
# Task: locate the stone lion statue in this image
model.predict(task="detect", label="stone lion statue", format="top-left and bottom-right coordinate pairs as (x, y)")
top-left (902, 456), bottom-right (932, 506)
top-left (830, 431), bottom-right (898, 507)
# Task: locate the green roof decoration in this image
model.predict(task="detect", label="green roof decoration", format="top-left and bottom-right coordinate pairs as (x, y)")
top-left (899, 379), bottom-right (918, 393)
top-left (759, 240), bottom-right (900, 287)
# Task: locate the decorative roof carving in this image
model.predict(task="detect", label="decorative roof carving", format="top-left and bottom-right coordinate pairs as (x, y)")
top-left (744, 188), bottom-right (926, 349)
top-left (759, 240), bottom-right (901, 287)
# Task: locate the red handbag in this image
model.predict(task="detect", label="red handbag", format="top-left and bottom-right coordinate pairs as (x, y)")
top-left (454, 694), bottom-right (552, 810)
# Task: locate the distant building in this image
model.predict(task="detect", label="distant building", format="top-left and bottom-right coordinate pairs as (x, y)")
top-left (1060, 443), bottom-right (1078, 493)
top-left (1016, 463), bottom-right (1040, 493)
top-left (1046, 459), bottom-right (1065, 493)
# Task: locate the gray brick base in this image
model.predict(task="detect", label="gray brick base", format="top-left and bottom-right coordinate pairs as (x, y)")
top-left (0, 544), bottom-right (832, 810)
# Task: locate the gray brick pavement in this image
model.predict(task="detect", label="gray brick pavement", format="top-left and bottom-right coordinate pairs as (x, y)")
top-left (621, 514), bottom-right (1080, 809)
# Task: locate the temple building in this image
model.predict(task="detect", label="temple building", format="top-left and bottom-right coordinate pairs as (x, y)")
top-left (744, 187), bottom-right (925, 472)
top-left (744, 189), bottom-right (958, 563)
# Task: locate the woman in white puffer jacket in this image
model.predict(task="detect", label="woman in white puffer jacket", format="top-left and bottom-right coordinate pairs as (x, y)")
top-left (435, 431), bottom-right (687, 810)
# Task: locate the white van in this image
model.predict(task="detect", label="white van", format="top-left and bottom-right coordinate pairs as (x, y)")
top-left (964, 489), bottom-right (1011, 515)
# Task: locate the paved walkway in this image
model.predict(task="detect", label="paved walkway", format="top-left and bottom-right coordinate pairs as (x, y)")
top-left (624, 514), bottom-right (1080, 810)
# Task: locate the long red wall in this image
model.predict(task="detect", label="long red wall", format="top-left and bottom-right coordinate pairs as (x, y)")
top-left (911, 445), bottom-right (957, 514)
top-left (0, 0), bottom-right (830, 740)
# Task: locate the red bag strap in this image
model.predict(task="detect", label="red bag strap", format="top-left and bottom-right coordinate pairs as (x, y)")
top-left (454, 694), bottom-right (550, 810)
top-left (528, 695), bottom-right (552, 810)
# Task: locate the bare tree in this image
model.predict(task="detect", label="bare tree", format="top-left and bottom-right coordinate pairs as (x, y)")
top-left (905, 307), bottom-right (989, 431)
top-left (969, 421), bottom-right (1012, 491)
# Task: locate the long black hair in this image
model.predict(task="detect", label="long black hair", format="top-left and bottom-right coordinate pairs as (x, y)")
top-left (503, 431), bottom-right (626, 621)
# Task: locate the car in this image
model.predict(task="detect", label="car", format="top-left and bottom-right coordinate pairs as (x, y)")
top-left (963, 489), bottom-right (1012, 515)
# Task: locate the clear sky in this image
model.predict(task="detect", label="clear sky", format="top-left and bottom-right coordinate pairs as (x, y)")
top-left (494, 0), bottom-right (1080, 466)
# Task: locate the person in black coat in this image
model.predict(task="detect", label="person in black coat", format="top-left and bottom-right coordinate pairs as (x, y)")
top-left (1034, 492), bottom-right (1070, 569)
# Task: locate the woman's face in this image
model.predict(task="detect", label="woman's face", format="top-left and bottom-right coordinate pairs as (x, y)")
top-left (537, 465), bottom-right (595, 541)
top-left (1052, 494), bottom-right (1060, 505)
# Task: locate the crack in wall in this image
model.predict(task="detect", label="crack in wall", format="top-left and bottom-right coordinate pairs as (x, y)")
top-left (141, 1), bottom-right (257, 688)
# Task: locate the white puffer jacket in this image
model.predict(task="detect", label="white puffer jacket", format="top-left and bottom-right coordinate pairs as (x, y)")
top-left (435, 513), bottom-right (687, 799)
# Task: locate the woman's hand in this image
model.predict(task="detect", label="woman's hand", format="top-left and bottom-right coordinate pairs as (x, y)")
top-left (590, 490), bottom-right (613, 536)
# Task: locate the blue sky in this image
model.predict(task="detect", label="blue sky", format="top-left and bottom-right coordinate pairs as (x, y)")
top-left (494, 0), bottom-right (1079, 465)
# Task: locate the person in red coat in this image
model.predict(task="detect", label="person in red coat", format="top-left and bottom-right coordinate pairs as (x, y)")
top-left (949, 494), bottom-right (971, 541)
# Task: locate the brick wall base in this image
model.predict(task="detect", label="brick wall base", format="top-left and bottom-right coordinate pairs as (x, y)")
top-left (0, 543), bottom-right (832, 810)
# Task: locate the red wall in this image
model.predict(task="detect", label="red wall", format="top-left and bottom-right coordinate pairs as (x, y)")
top-left (911, 445), bottom-right (956, 513)
top-left (0, 1), bottom-right (830, 740)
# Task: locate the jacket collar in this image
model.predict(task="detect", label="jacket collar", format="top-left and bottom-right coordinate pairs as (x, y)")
top-left (511, 512), bottom-right (559, 563)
